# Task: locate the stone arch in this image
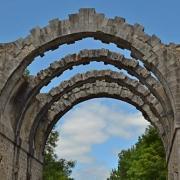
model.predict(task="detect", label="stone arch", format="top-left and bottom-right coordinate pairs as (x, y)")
top-left (13, 49), bottom-right (172, 144)
top-left (26, 78), bottom-right (167, 179)
top-left (21, 70), bottom-right (167, 158)
top-left (0, 8), bottom-right (180, 180)
top-left (7, 47), bottom-right (173, 180)
top-left (31, 76), bottom-right (166, 163)
top-left (0, 9), bottom-right (176, 133)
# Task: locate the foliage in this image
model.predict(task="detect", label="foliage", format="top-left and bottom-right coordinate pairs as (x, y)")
top-left (24, 69), bottom-right (30, 76)
top-left (107, 126), bottom-right (167, 180)
top-left (43, 130), bottom-right (75, 180)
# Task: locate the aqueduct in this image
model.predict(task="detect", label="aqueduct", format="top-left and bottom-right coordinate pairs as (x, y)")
top-left (0, 8), bottom-right (180, 179)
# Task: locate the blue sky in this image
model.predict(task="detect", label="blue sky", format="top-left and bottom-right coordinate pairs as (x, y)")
top-left (1, 0), bottom-right (180, 179)
top-left (1, 0), bottom-right (180, 43)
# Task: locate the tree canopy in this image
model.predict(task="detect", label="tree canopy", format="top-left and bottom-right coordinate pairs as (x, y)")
top-left (43, 130), bottom-right (75, 180)
top-left (107, 126), bottom-right (167, 180)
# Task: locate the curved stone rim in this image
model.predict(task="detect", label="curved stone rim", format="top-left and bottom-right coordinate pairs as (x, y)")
top-left (0, 9), bottom-right (175, 128)
top-left (15, 49), bottom-right (173, 141)
top-left (21, 70), bottom-right (168, 159)
top-left (32, 80), bottom-right (167, 161)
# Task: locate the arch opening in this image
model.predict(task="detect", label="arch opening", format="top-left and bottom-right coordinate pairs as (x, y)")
top-left (31, 87), bottom-right (167, 179)
top-left (44, 98), bottom-right (153, 179)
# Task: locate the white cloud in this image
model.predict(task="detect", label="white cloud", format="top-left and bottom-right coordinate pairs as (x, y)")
top-left (55, 99), bottom-right (149, 179)
top-left (73, 164), bottom-right (110, 180)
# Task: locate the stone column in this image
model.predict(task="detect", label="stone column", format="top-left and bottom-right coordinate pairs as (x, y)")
top-left (168, 128), bottom-right (180, 180)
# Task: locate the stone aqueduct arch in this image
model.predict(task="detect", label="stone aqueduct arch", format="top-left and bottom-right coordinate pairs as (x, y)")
top-left (0, 8), bottom-right (180, 179)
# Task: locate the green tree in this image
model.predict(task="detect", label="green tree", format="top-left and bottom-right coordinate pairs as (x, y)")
top-left (108, 126), bottom-right (167, 180)
top-left (43, 130), bottom-right (75, 180)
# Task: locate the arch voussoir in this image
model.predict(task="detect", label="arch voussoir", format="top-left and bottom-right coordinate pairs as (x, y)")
top-left (13, 49), bottom-right (172, 145)
top-left (19, 49), bottom-right (171, 136)
top-left (0, 9), bottom-right (174, 123)
top-left (26, 49), bottom-right (170, 117)
top-left (32, 80), bottom-right (166, 161)
top-left (22, 70), bottom-right (168, 161)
